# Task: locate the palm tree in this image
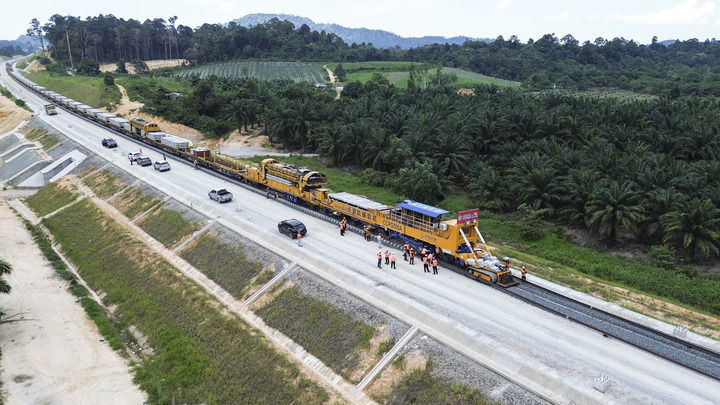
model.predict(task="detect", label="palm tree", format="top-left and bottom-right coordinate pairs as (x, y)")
top-left (661, 198), bottom-right (720, 260)
top-left (310, 123), bottom-right (345, 166)
top-left (0, 258), bottom-right (12, 294)
top-left (585, 181), bottom-right (645, 243)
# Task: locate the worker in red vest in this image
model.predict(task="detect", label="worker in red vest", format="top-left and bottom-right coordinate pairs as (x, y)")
top-left (384, 250), bottom-right (390, 265)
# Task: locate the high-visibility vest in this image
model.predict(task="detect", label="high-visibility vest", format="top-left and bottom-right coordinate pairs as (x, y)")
top-left (423, 257), bottom-right (428, 264)
top-left (421, 248), bottom-right (427, 255)
top-left (410, 249), bottom-right (414, 255)
top-left (391, 255), bottom-right (396, 262)
top-left (433, 258), bottom-right (438, 266)
top-left (385, 251), bottom-right (389, 258)
top-left (377, 252), bottom-right (381, 259)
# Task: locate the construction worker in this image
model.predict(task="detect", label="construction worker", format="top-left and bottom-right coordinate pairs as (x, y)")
top-left (435, 246), bottom-right (441, 258)
top-left (129, 153), bottom-right (133, 165)
top-left (194, 159), bottom-right (198, 170)
top-left (377, 251), bottom-right (382, 268)
top-left (390, 253), bottom-right (396, 269)
top-left (163, 152), bottom-right (166, 160)
top-left (377, 232), bottom-right (383, 249)
top-left (385, 250), bottom-right (390, 265)
top-left (521, 265), bottom-right (527, 281)
top-left (139, 147), bottom-right (142, 154)
top-left (364, 226), bottom-right (371, 241)
top-left (423, 256), bottom-right (429, 273)
top-left (403, 243), bottom-right (409, 261)
top-left (409, 247), bottom-right (415, 265)
top-left (421, 247), bottom-right (427, 259)
top-left (432, 257), bottom-right (439, 275)
top-left (297, 231), bottom-right (302, 247)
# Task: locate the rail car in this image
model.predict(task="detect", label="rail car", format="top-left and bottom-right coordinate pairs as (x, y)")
top-left (9, 65), bottom-right (516, 287)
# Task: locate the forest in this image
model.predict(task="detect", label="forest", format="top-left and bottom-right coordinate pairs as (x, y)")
top-left (32, 15), bottom-right (720, 95)
top-left (23, 14), bottom-right (720, 263)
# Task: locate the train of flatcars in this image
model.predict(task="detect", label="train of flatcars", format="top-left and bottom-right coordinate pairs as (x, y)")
top-left (6, 62), bottom-right (516, 286)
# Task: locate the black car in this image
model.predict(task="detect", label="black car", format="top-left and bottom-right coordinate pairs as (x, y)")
top-left (278, 219), bottom-right (307, 239)
top-left (101, 138), bottom-right (117, 148)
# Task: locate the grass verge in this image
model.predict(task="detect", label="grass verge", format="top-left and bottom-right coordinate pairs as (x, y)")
top-left (23, 219), bottom-right (126, 352)
top-left (23, 127), bottom-right (58, 150)
top-left (43, 198), bottom-right (328, 404)
top-left (138, 208), bottom-right (197, 247)
top-left (179, 233), bottom-right (263, 299)
top-left (25, 70), bottom-right (122, 107)
top-left (256, 286), bottom-right (375, 378)
top-left (25, 181), bottom-right (77, 217)
top-left (82, 169), bottom-right (128, 199)
top-left (0, 83), bottom-right (32, 112)
top-left (112, 187), bottom-right (162, 219)
top-left (382, 361), bottom-right (493, 405)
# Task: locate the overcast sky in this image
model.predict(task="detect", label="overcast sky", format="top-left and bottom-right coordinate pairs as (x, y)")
top-left (3, 0), bottom-right (719, 44)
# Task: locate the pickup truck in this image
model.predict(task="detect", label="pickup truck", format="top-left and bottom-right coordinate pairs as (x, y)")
top-left (44, 104), bottom-right (57, 115)
top-left (208, 189), bottom-right (233, 203)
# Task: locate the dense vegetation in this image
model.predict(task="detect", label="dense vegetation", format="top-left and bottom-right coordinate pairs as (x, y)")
top-left (34, 14), bottom-right (720, 95)
top-left (43, 199), bottom-right (329, 404)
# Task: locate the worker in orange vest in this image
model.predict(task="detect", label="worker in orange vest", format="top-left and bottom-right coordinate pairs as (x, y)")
top-left (409, 248), bottom-right (415, 265)
top-left (390, 253), bottom-right (396, 269)
top-left (385, 250), bottom-right (390, 265)
top-left (423, 256), bottom-right (429, 273)
top-left (432, 257), bottom-right (439, 275)
top-left (421, 247), bottom-right (427, 259)
top-left (521, 265), bottom-right (527, 281)
top-left (377, 251), bottom-right (382, 268)
top-left (297, 231), bottom-right (302, 247)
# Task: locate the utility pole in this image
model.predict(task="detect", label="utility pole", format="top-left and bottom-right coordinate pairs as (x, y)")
top-left (64, 20), bottom-right (74, 70)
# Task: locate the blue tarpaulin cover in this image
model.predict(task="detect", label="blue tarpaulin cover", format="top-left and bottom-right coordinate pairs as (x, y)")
top-left (397, 200), bottom-right (449, 219)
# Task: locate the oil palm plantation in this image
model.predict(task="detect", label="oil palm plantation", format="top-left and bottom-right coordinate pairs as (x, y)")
top-left (661, 197), bottom-right (720, 260)
top-left (585, 181), bottom-right (645, 244)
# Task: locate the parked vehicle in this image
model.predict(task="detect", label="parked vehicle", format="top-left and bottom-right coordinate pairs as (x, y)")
top-left (153, 161), bottom-right (170, 172)
top-left (208, 188), bottom-right (233, 202)
top-left (101, 138), bottom-right (117, 148)
top-left (135, 155), bottom-right (152, 166)
top-left (278, 219), bottom-right (307, 239)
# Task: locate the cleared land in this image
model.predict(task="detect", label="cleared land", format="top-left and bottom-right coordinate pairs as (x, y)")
top-left (24, 70), bottom-right (121, 107)
top-left (178, 61), bottom-right (328, 84)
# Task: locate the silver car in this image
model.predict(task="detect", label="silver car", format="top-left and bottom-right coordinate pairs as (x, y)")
top-left (208, 189), bottom-right (233, 203)
top-left (154, 161), bottom-right (170, 172)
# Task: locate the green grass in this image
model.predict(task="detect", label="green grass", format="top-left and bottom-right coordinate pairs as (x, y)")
top-left (116, 75), bottom-right (191, 104)
top-left (43, 198), bottom-right (329, 404)
top-left (256, 286), bottom-right (376, 379)
top-left (24, 220), bottom-right (126, 352)
top-left (139, 208), bottom-right (197, 247)
top-left (0, 83), bottom-right (32, 112)
top-left (382, 360), bottom-right (493, 405)
top-left (179, 234), bottom-right (263, 299)
top-left (248, 155), bottom-right (406, 206)
top-left (82, 169), bottom-right (128, 199)
top-left (336, 62), bottom-right (519, 88)
top-left (113, 187), bottom-right (162, 219)
top-left (25, 181), bottom-right (78, 216)
top-left (25, 70), bottom-right (122, 107)
top-left (24, 127), bottom-right (59, 150)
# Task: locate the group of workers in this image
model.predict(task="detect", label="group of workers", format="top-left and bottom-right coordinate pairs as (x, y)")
top-left (344, 217), bottom-right (529, 280)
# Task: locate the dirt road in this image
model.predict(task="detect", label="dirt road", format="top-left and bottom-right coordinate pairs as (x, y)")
top-left (0, 200), bottom-right (145, 405)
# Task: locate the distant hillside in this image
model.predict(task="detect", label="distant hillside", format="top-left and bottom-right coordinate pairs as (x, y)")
top-left (231, 13), bottom-right (492, 49)
top-left (0, 35), bottom-right (41, 56)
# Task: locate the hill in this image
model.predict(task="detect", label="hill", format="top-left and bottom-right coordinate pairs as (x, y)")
top-left (0, 35), bottom-right (40, 57)
top-left (231, 13), bottom-right (492, 49)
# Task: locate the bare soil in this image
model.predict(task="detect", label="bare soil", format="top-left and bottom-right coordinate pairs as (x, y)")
top-left (99, 58), bottom-right (186, 73)
top-left (0, 200), bottom-right (145, 404)
top-left (0, 93), bottom-right (32, 135)
top-left (366, 349), bottom-right (426, 398)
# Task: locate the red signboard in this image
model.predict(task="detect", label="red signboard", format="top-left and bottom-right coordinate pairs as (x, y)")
top-left (457, 208), bottom-right (479, 224)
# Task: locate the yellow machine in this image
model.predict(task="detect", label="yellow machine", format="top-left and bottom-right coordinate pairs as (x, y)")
top-left (129, 118), bottom-right (160, 137)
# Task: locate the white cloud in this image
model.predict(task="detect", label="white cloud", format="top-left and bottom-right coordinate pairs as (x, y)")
top-left (610, 0), bottom-right (716, 25)
top-left (496, 0), bottom-right (511, 9)
top-left (546, 11), bottom-right (570, 21)
top-left (585, 13), bottom-right (599, 22)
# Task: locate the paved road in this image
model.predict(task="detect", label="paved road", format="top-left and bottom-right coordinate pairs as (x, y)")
top-left (3, 65), bottom-right (719, 405)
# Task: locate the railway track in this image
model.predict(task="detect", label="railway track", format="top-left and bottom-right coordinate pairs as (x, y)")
top-left (503, 279), bottom-right (720, 380)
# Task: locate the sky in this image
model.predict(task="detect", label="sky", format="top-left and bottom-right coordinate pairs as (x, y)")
top-left (3, 0), bottom-right (719, 44)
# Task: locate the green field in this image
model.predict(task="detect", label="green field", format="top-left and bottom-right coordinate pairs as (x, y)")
top-left (24, 70), bottom-right (121, 107)
top-left (178, 61), bottom-right (328, 84)
top-left (335, 62), bottom-right (519, 88)
top-left (25, 181), bottom-right (77, 217)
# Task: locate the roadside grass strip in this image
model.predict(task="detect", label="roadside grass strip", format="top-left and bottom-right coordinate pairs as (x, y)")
top-left (382, 361), bottom-right (493, 405)
top-left (23, 220), bottom-right (126, 352)
top-left (179, 233), bottom-right (263, 299)
top-left (42, 199), bottom-right (329, 405)
top-left (23, 127), bottom-right (59, 150)
top-left (138, 208), bottom-right (198, 248)
top-left (82, 169), bottom-right (128, 199)
top-left (25, 181), bottom-right (78, 217)
top-left (112, 187), bottom-right (163, 219)
top-left (256, 286), bottom-right (375, 379)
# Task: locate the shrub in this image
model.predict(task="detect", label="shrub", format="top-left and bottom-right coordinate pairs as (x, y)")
top-left (14, 98), bottom-right (25, 107)
top-left (103, 72), bottom-right (115, 86)
top-left (648, 244), bottom-right (675, 269)
top-left (77, 59), bottom-right (100, 76)
top-left (115, 58), bottom-right (127, 74)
